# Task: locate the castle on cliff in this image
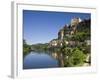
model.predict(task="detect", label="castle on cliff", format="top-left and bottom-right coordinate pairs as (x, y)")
top-left (49, 17), bottom-right (90, 47)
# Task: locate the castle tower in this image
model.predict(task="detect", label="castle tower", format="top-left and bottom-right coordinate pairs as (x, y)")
top-left (70, 17), bottom-right (82, 34)
top-left (71, 17), bottom-right (82, 26)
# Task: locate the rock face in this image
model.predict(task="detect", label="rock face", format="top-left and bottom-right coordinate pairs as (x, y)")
top-left (58, 24), bottom-right (70, 40)
top-left (58, 29), bottom-right (64, 40)
top-left (58, 18), bottom-right (82, 40)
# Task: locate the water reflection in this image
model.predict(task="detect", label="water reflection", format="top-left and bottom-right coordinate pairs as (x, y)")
top-left (23, 51), bottom-right (65, 69)
top-left (50, 52), bottom-right (64, 67)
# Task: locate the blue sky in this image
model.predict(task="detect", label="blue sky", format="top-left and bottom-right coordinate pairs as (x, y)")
top-left (23, 10), bottom-right (91, 45)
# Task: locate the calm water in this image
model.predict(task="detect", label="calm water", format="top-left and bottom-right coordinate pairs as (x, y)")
top-left (23, 51), bottom-right (59, 69)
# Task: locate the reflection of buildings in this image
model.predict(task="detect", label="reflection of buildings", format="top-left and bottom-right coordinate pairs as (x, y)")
top-left (51, 52), bottom-right (58, 59)
top-left (50, 52), bottom-right (64, 67)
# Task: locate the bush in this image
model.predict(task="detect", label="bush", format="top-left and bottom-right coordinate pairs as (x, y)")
top-left (67, 48), bottom-right (86, 67)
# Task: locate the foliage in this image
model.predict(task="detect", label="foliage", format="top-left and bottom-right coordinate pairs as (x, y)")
top-left (71, 32), bottom-right (90, 42)
top-left (66, 48), bottom-right (86, 67)
top-left (77, 19), bottom-right (90, 33)
top-left (23, 40), bottom-right (31, 55)
top-left (61, 47), bottom-right (72, 57)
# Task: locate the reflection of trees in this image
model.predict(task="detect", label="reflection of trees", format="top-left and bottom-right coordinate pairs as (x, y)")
top-left (50, 46), bottom-right (87, 67)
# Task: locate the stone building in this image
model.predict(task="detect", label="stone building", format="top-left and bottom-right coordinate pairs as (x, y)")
top-left (71, 17), bottom-right (82, 34)
top-left (49, 39), bottom-right (58, 47)
top-left (71, 17), bottom-right (82, 26)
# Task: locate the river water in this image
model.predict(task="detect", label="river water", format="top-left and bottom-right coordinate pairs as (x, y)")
top-left (23, 51), bottom-right (59, 69)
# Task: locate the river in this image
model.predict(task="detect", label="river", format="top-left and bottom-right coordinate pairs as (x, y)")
top-left (23, 51), bottom-right (60, 69)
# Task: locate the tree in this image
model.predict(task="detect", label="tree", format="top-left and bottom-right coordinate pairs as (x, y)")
top-left (62, 47), bottom-right (72, 56)
top-left (67, 48), bottom-right (86, 67)
top-left (23, 39), bottom-right (31, 55)
top-left (71, 32), bottom-right (89, 42)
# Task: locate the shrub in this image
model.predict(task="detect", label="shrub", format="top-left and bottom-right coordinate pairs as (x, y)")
top-left (67, 48), bottom-right (86, 67)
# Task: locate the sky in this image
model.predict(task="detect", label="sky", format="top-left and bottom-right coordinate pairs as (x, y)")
top-left (23, 10), bottom-right (91, 45)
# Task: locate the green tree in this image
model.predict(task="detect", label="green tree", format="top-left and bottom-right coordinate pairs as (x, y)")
top-left (71, 32), bottom-right (89, 42)
top-left (23, 39), bottom-right (31, 55)
top-left (67, 48), bottom-right (86, 67)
